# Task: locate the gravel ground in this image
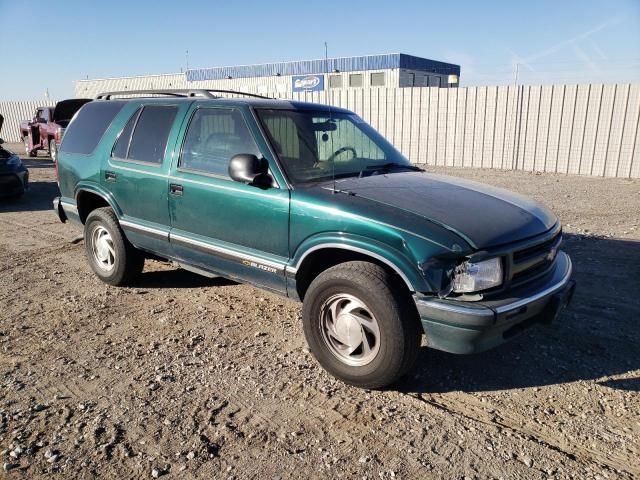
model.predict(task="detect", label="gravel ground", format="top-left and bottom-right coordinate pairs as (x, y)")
top-left (1, 143), bottom-right (639, 479)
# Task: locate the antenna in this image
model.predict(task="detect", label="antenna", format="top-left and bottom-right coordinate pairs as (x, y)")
top-left (325, 41), bottom-right (337, 194)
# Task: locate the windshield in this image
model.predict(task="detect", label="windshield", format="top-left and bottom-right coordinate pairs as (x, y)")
top-left (256, 109), bottom-right (416, 184)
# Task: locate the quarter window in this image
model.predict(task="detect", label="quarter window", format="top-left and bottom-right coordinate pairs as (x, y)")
top-left (179, 108), bottom-right (260, 177)
top-left (60, 102), bottom-right (125, 155)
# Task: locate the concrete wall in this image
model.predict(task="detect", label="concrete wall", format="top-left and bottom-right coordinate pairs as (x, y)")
top-left (2, 84), bottom-right (638, 178)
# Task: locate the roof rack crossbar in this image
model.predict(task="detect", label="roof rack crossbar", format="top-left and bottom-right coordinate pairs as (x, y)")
top-left (95, 89), bottom-right (271, 100)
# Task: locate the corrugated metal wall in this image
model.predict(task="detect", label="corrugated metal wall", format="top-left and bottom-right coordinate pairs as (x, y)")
top-left (285, 84), bottom-right (640, 178)
top-left (2, 84), bottom-right (638, 178)
top-left (0, 100), bottom-right (56, 142)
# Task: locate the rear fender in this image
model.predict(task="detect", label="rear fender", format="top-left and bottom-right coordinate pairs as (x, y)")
top-left (73, 182), bottom-right (123, 222)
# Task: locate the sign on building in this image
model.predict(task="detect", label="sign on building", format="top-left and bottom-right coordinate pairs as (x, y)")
top-left (292, 75), bottom-right (324, 92)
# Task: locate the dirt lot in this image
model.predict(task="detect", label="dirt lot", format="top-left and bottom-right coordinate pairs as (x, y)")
top-left (0, 143), bottom-right (638, 479)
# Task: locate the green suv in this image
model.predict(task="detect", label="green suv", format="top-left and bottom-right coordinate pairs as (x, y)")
top-left (54, 89), bottom-right (575, 388)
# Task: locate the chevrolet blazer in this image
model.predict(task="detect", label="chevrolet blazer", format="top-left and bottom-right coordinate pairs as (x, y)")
top-left (53, 89), bottom-right (575, 388)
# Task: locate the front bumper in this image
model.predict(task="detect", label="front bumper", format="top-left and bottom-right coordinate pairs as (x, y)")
top-left (415, 251), bottom-right (575, 354)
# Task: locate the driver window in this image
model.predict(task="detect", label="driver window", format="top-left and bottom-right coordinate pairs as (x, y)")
top-left (180, 108), bottom-right (261, 177)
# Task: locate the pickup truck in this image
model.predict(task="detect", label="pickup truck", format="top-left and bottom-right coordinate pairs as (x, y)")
top-left (20, 99), bottom-right (91, 161)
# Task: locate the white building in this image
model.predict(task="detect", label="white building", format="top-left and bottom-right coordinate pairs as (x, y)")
top-left (75, 53), bottom-right (460, 98)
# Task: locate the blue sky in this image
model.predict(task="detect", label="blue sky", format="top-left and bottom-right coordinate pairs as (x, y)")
top-left (0, 0), bottom-right (638, 100)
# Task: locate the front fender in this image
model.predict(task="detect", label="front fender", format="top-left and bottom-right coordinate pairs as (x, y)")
top-left (288, 232), bottom-right (430, 292)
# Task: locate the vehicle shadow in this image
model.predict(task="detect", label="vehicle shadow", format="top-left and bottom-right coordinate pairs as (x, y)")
top-left (132, 268), bottom-right (238, 289)
top-left (21, 159), bottom-right (54, 169)
top-left (398, 233), bottom-right (640, 393)
top-left (0, 181), bottom-right (60, 212)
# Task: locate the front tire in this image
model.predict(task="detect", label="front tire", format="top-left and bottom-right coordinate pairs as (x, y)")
top-left (302, 261), bottom-right (422, 389)
top-left (84, 207), bottom-right (144, 286)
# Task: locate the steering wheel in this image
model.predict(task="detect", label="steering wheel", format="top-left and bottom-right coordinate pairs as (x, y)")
top-left (327, 147), bottom-right (357, 163)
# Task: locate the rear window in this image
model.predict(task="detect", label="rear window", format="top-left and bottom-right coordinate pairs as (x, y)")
top-left (60, 102), bottom-right (124, 155)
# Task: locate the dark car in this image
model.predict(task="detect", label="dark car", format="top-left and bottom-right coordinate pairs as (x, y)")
top-left (0, 115), bottom-right (29, 197)
top-left (53, 89), bottom-right (575, 389)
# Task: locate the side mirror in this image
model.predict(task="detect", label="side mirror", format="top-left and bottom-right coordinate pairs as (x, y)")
top-left (228, 154), bottom-right (268, 184)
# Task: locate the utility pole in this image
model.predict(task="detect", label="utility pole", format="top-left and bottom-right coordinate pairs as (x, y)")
top-left (185, 50), bottom-right (189, 71)
top-left (514, 63), bottom-right (519, 86)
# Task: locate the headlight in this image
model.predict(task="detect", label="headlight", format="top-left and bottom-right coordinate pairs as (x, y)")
top-left (452, 257), bottom-right (503, 293)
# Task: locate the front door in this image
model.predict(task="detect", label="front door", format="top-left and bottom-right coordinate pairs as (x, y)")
top-left (168, 105), bottom-right (290, 293)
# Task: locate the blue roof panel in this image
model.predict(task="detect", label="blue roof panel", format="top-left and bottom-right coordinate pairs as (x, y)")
top-left (186, 53), bottom-right (460, 82)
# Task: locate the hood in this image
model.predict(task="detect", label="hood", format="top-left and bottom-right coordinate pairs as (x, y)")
top-left (330, 171), bottom-right (557, 249)
top-left (53, 99), bottom-right (92, 124)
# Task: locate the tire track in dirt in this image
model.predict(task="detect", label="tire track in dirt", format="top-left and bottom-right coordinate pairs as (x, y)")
top-left (403, 392), bottom-right (636, 478)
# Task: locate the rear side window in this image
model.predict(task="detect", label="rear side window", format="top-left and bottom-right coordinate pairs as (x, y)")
top-left (128, 106), bottom-right (177, 163)
top-left (60, 102), bottom-right (124, 155)
top-left (111, 105), bottom-right (177, 164)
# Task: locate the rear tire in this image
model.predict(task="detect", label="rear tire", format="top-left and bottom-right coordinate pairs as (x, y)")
top-left (84, 207), bottom-right (144, 286)
top-left (302, 261), bottom-right (422, 389)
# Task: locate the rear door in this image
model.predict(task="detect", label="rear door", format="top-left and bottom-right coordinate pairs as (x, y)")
top-left (104, 101), bottom-right (188, 257)
top-left (167, 104), bottom-right (290, 293)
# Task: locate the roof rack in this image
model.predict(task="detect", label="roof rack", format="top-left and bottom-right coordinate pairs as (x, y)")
top-left (95, 89), bottom-right (272, 100)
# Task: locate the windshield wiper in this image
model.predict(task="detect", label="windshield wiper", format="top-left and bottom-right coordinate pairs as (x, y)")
top-left (360, 162), bottom-right (422, 177)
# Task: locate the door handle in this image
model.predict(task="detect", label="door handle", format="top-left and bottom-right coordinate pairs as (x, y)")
top-left (105, 171), bottom-right (117, 182)
top-left (169, 183), bottom-right (184, 196)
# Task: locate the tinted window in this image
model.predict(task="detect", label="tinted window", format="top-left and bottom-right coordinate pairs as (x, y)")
top-left (61, 102), bottom-right (125, 155)
top-left (111, 108), bottom-right (141, 159)
top-left (127, 106), bottom-right (178, 163)
top-left (180, 108), bottom-right (260, 177)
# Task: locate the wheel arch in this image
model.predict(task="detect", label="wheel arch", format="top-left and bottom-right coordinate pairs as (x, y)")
top-left (290, 235), bottom-right (428, 301)
top-left (74, 185), bottom-right (122, 224)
